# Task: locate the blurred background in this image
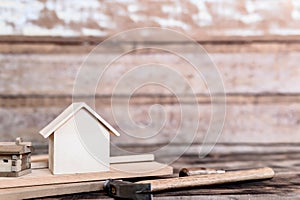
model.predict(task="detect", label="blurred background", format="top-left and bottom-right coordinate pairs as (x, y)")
top-left (0, 0), bottom-right (300, 157)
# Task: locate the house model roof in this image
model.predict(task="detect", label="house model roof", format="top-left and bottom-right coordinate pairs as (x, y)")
top-left (39, 102), bottom-right (121, 138)
top-left (0, 142), bottom-right (32, 155)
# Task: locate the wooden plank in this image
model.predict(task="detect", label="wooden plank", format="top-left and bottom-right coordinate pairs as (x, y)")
top-left (110, 154), bottom-right (154, 163)
top-left (28, 143), bottom-right (300, 163)
top-left (31, 162), bottom-right (48, 170)
top-left (30, 154), bottom-right (155, 169)
top-left (31, 154), bottom-right (48, 163)
top-left (156, 195), bottom-right (300, 200)
top-left (137, 143), bottom-right (300, 156)
top-left (2, 41), bottom-right (300, 54)
top-left (1, 0), bottom-right (300, 40)
top-left (3, 35), bottom-right (300, 45)
top-left (0, 161), bottom-right (172, 189)
top-left (0, 145), bottom-right (24, 154)
top-left (2, 94), bottom-right (300, 108)
top-left (1, 50), bottom-right (300, 95)
top-left (169, 153), bottom-right (300, 175)
top-left (0, 102), bottom-right (299, 144)
top-left (0, 181), bottom-right (104, 200)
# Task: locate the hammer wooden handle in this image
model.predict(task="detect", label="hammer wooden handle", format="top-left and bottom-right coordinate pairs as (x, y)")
top-left (138, 167), bottom-right (275, 192)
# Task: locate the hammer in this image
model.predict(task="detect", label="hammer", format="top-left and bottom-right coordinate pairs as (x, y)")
top-left (104, 167), bottom-right (274, 199)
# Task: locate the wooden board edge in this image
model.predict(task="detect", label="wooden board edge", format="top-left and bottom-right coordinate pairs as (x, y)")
top-left (110, 154), bottom-right (155, 164)
top-left (0, 181), bottom-right (104, 200)
top-left (0, 161), bottom-right (173, 189)
top-left (31, 154), bottom-right (155, 168)
top-left (31, 162), bottom-right (48, 169)
top-left (31, 154), bottom-right (48, 162)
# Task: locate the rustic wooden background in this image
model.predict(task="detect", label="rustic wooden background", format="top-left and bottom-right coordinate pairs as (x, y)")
top-left (1, 0), bottom-right (300, 156)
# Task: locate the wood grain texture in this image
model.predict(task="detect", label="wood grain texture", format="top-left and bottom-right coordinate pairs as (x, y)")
top-left (2, 41), bottom-right (300, 54)
top-left (1, 49), bottom-right (300, 95)
top-left (30, 154), bottom-right (155, 168)
top-left (0, 42), bottom-right (298, 147)
top-left (139, 167), bottom-right (274, 192)
top-left (1, 0), bottom-right (300, 40)
top-left (0, 1), bottom-right (299, 154)
top-left (0, 102), bottom-right (299, 144)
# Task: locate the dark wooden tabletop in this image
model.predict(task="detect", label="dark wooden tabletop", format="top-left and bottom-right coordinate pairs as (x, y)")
top-left (35, 145), bottom-right (300, 200)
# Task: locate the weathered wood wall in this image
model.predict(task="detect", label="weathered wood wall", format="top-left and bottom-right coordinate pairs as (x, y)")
top-left (0, 0), bottom-right (300, 154)
top-left (1, 0), bottom-right (300, 39)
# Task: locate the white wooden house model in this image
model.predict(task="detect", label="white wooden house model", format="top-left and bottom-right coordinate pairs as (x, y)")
top-left (39, 102), bottom-right (120, 175)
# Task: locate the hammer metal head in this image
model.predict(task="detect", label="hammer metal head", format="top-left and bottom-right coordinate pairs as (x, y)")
top-left (104, 179), bottom-right (152, 200)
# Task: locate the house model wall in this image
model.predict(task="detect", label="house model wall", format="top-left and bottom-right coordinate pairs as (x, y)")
top-left (39, 102), bottom-right (120, 175)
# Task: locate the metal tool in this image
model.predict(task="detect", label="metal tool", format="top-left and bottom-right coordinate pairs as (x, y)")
top-left (179, 167), bottom-right (226, 177)
top-left (104, 167), bottom-right (275, 200)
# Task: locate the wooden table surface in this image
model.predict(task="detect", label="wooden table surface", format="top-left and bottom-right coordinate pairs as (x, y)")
top-left (35, 146), bottom-right (300, 200)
